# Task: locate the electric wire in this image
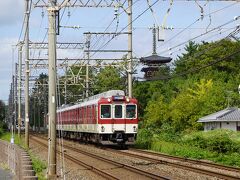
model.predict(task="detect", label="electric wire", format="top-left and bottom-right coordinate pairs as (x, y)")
top-left (168, 27), bottom-right (234, 56)
top-left (89, 0), bottom-right (133, 51)
top-left (89, 0), bottom-right (161, 58)
top-left (139, 48), bottom-right (240, 82)
top-left (140, 28), bottom-right (240, 82)
top-left (158, 17), bottom-right (238, 55)
top-left (143, 1), bottom-right (239, 57)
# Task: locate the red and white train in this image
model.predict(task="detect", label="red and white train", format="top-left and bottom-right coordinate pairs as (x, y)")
top-left (54, 90), bottom-right (138, 145)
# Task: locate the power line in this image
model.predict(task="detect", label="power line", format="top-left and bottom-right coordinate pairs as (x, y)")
top-left (89, 0), bottom-right (161, 58)
top-left (143, 41), bottom-right (240, 81)
top-left (143, 1), bottom-right (239, 57)
top-left (158, 17), bottom-right (239, 55)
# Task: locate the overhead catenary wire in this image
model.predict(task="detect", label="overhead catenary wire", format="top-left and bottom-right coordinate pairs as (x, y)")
top-left (158, 17), bottom-right (239, 55)
top-left (138, 47), bottom-right (240, 82)
top-left (143, 1), bottom-right (239, 57)
top-left (139, 28), bottom-right (240, 82)
top-left (89, 0), bottom-right (137, 52)
top-left (89, 0), bottom-right (161, 59)
top-left (168, 27), bottom-right (235, 55)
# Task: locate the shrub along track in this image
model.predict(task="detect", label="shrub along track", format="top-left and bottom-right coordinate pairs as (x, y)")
top-left (103, 148), bottom-right (240, 180)
top-left (30, 135), bottom-right (170, 180)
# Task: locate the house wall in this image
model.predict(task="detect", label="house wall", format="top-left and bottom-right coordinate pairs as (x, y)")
top-left (204, 122), bottom-right (220, 131)
top-left (221, 122), bottom-right (236, 131)
top-left (204, 122), bottom-right (236, 131)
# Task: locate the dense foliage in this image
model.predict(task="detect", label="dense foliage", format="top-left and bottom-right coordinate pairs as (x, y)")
top-left (0, 100), bottom-right (6, 121)
top-left (134, 39), bottom-right (240, 133)
top-left (136, 129), bottom-right (240, 166)
top-left (0, 100), bottom-right (7, 136)
top-left (29, 73), bottom-right (48, 130)
top-left (134, 39), bottom-right (240, 166)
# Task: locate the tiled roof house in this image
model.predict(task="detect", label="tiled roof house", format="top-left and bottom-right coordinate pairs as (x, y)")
top-left (198, 107), bottom-right (240, 131)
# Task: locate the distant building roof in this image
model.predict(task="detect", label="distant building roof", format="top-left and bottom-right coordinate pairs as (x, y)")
top-left (198, 107), bottom-right (240, 122)
top-left (140, 55), bottom-right (172, 64)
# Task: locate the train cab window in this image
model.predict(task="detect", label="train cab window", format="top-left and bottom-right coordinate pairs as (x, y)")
top-left (126, 105), bottom-right (136, 119)
top-left (101, 105), bottom-right (111, 118)
top-left (114, 105), bottom-right (122, 118)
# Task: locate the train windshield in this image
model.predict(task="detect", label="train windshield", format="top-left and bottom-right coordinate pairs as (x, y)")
top-left (126, 105), bottom-right (136, 119)
top-left (114, 105), bottom-right (123, 118)
top-left (100, 105), bottom-right (111, 118)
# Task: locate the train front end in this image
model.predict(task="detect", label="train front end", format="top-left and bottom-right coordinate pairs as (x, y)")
top-left (98, 95), bottom-right (138, 145)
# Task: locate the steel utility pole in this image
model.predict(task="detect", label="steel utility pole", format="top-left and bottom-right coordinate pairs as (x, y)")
top-left (18, 42), bottom-right (23, 138)
top-left (86, 35), bottom-right (90, 98)
top-left (128, 0), bottom-right (133, 98)
top-left (24, 0), bottom-right (30, 148)
top-left (14, 64), bottom-right (18, 135)
top-left (47, 0), bottom-right (57, 178)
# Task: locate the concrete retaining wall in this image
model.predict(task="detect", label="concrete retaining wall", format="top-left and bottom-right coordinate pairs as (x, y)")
top-left (0, 140), bottom-right (38, 180)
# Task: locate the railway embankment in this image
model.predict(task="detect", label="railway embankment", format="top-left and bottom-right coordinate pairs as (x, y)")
top-left (0, 139), bottom-right (37, 180)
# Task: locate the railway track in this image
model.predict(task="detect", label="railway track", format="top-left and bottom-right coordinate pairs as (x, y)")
top-left (129, 148), bottom-right (240, 173)
top-left (31, 134), bottom-right (240, 179)
top-left (30, 135), bottom-right (170, 180)
top-left (103, 148), bottom-right (240, 180)
top-left (30, 136), bottom-right (119, 180)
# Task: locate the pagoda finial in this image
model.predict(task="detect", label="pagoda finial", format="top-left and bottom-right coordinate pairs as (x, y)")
top-left (152, 24), bottom-right (157, 55)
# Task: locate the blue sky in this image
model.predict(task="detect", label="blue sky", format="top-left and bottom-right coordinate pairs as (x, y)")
top-left (0, 0), bottom-right (239, 102)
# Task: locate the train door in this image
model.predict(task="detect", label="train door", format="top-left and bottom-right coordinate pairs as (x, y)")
top-left (112, 104), bottom-right (125, 132)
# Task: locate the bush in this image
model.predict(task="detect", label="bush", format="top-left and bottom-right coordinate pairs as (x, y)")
top-left (151, 140), bottom-right (218, 159)
top-left (135, 128), bottom-right (153, 149)
top-left (136, 128), bottom-right (240, 167)
top-left (155, 124), bottom-right (180, 142)
top-left (0, 127), bottom-right (3, 136)
top-left (30, 153), bottom-right (47, 180)
top-left (181, 129), bottom-right (240, 154)
top-left (0, 122), bottom-right (7, 136)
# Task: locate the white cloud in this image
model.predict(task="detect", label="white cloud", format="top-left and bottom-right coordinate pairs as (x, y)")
top-left (0, 0), bottom-right (24, 26)
top-left (0, 37), bottom-right (18, 101)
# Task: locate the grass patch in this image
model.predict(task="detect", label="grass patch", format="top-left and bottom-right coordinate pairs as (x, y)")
top-left (0, 132), bottom-right (47, 179)
top-left (136, 129), bottom-right (240, 167)
top-left (0, 132), bottom-right (23, 146)
top-left (150, 140), bottom-right (240, 167)
top-left (29, 153), bottom-right (47, 180)
top-left (0, 163), bottom-right (10, 171)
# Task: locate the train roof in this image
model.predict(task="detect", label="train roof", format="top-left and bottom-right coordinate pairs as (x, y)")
top-left (57, 90), bottom-right (125, 112)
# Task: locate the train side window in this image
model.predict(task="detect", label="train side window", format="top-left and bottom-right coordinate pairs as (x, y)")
top-left (114, 105), bottom-right (122, 118)
top-left (101, 105), bottom-right (111, 118)
top-left (126, 105), bottom-right (136, 119)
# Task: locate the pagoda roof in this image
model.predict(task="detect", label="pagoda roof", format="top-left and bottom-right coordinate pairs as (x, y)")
top-left (140, 54), bottom-right (172, 64)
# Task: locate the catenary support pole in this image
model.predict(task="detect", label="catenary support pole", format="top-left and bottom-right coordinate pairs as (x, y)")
top-left (127, 0), bottom-right (133, 98)
top-left (14, 63), bottom-right (18, 136)
top-left (86, 35), bottom-right (90, 98)
top-left (47, 0), bottom-right (57, 178)
top-left (24, 0), bottom-right (30, 148)
top-left (18, 42), bottom-right (23, 138)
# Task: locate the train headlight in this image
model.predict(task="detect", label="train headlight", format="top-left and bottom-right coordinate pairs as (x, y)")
top-left (133, 126), bottom-right (137, 132)
top-left (101, 126), bottom-right (105, 132)
top-left (107, 98), bottom-right (111, 102)
top-left (126, 98), bottom-right (130, 102)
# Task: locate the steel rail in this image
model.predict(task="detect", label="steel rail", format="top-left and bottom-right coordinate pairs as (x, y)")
top-left (63, 144), bottom-right (170, 180)
top-left (130, 148), bottom-right (240, 173)
top-left (30, 136), bottom-right (119, 180)
top-left (103, 148), bottom-right (240, 180)
top-left (31, 135), bottom-right (170, 180)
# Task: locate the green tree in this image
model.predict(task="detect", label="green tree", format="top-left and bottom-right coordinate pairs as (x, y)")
top-left (144, 95), bottom-right (169, 128)
top-left (173, 41), bottom-right (199, 75)
top-left (93, 66), bottom-right (124, 94)
top-left (29, 73), bottom-right (48, 130)
top-left (61, 65), bottom-right (95, 103)
top-left (0, 100), bottom-right (6, 121)
top-left (135, 39), bottom-right (240, 136)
